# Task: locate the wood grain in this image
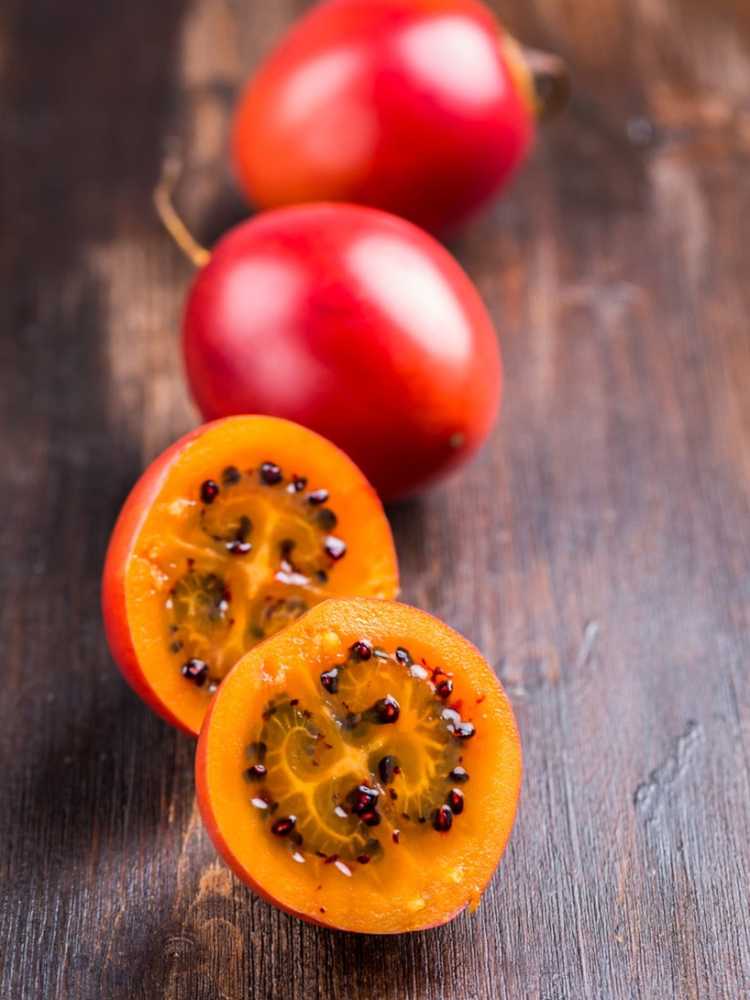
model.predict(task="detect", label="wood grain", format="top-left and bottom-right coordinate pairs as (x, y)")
top-left (1, 0), bottom-right (749, 997)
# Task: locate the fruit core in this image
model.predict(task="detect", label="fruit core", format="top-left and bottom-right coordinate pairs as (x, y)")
top-left (242, 641), bottom-right (475, 873)
top-left (161, 463), bottom-right (348, 694)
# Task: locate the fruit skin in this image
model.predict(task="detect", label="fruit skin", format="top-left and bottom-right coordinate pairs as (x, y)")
top-left (101, 416), bottom-right (399, 736)
top-left (196, 597), bottom-right (522, 934)
top-left (102, 424), bottom-right (206, 736)
top-left (183, 203), bottom-right (502, 500)
top-left (232, 0), bottom-right (535, 233)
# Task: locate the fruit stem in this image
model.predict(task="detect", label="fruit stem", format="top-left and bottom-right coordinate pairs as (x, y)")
top-left (523, 46), bottom-right (570, 122)
top-left (153, 154), bottom-right (211, 268)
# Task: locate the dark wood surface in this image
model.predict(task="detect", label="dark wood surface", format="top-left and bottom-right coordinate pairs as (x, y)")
top-left (2, 1), bottom-right (749, 997)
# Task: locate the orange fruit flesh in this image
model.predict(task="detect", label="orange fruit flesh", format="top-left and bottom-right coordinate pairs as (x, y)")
top-left (197, 599), bottom-right (522, 934)
top-left (121, 418), bottom-right (398, 735)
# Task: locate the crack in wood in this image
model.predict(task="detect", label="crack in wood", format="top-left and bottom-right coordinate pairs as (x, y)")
top-left (575, 620), bottom-right (601, 671)
top-left (633, 719), bottom-right (703, 823)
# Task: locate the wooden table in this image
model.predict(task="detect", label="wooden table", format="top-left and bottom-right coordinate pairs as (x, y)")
top-left (2, 0), bottom-right (749, 997)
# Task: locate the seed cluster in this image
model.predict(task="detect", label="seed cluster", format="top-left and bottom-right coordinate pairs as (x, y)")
top-left (167, 461), bottom-right (348, 689)
top-left (245, 640), bottom-right (476, 870)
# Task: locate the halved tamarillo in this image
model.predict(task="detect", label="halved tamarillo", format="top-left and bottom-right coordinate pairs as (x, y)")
top-left (196, 598), bottom-right (521, 934)
top-left (102, 417), bottom-right (398, 736)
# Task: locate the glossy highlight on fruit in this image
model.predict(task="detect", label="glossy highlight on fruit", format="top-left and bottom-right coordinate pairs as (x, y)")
top-left (232, 0), bottom-right (538, 232)
top-left (196, 598), bottom-right (522, 934)
top-left (101, 417), bottom-right (399, 736)
top-left (183, 203), bottom-right (502, 500)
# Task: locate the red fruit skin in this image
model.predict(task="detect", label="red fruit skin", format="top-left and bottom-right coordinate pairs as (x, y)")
top-left (101, 424), bottom-right (209, 735)
top-left (183, 203), bottom-right (502, 500)
top-left (231, 0), bottom-right (534, 234)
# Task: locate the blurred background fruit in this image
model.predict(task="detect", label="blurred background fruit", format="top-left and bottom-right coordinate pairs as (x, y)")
top-left (232, 0), bottom-right (567, 232)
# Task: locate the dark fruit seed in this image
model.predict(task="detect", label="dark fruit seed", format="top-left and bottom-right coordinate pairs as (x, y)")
top-left (316, 508), bottom-right (338, 531)
top-left (316, 570), bottom-right (329, 583)
top-left (455, 721), bottom-right (476, 740)
top-left (290, 831), bottom-right (304, 846)
top-left (447, 788), bottom-right (464, 814)
top-left (392, 830), bottom-right (400, 844)
top-left (236, 515), bottom-right (252, 541)
top-left (222, 465), bottom-right (241, 485)
top-left (350, 639), bottom-right (372, 661)
top-left (449, 766), bottom-right (470, 783)
top-left (395, 647), bottom-right (412, 666)
top-left (357, 855), bottom-right (371, 864)
top-left (247, 741), bottom-right (267, 762)
top-left (279, 538), bottom-right (295, 563)
top-left (169, 640), bottom-right (183, 653)
top-left (378, 755), bottom-right (398, 784)
top-left (290, 475), bottom-right (307, 492)
top-left (342, 712), bottom-right (362, 730)
top-left (307, 489), bottom-right (329, 505)
top-left (324, 536), bottom-right (347, 560)
top-left (260, 462), bottom-right (282, 485)
top-left (226, 540), bottom-right (252, 555)
top-left (271, 816), bottom-right (296, 837)
top-left (243, 764), bottom-right (267, 781)
top-left (181, 658), bottom-right (208, 685)
top-left (320, 667), bottom-right (339, 693)
top-left (351, 785), bottom-right (379, 815)
top-left (433, 806), bottom-right (453, 832)
top-left (360, 810), bottom-right (381, 827)
top-left (373, 695), bottom-right (400, 724)
top-left (435, 677), bottom-right (453, 699)
top-left (200, 480), bottom-right (220, 504)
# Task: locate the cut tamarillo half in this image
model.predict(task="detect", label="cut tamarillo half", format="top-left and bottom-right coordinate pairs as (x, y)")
top-left (102, 417), bottom-right (398, 736)
top-left (196, 598), bottom-right (521, 934)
